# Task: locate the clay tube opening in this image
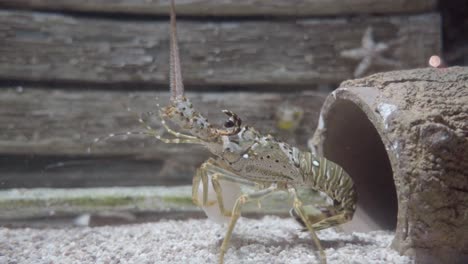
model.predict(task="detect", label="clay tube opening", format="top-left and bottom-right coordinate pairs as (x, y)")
top-left (323, 99), bottom-right (398, 230)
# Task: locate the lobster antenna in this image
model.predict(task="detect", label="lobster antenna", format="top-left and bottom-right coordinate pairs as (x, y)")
top-left (170, 0), bottom-right (184, 100)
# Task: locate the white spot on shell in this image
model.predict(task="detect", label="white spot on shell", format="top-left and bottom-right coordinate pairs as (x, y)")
top-left (243, 154), bottom-right (249, 159)
top-left (313, 160), bottom-right (320, 166)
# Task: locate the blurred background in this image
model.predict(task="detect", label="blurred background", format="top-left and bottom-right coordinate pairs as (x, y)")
top-left (0, 0), bottom-right (466, 227)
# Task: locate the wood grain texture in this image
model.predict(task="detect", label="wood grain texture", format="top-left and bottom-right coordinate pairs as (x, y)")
top-left (0, 10), bottom-right (440, 85)
top-left (0, 86), bottom-right (326, 187)
top-left (0, 155), bottom-right (190, 188)
top-left (0, 186), bottom-right (326, 220)
top-left (0, 186), bottom-right (203, 220)
top-left (0, 0), bottom-right (437, 16)
top-left (0, 86), bottom-right (325, 155)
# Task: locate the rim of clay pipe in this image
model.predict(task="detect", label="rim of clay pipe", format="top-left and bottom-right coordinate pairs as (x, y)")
top-left (312, 86), bottom-right (399, 231)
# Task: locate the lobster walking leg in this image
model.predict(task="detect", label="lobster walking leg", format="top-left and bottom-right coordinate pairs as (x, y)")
top-left (211, 177), bottom-right (255, 217)
top-left (310, 210), bottom-right (354, 231)
top-left (219, 185), bottom-right (279, 264)
top-left (192, 158), bottom-right (256, 216)
top-left (291, 189), bottom-right (327, 264)
top-left (192, 160), bottom-right (211, 206)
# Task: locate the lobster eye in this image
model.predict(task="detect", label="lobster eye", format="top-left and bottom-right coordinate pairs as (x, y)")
top-left (224, 120), bottom-right (235, 128)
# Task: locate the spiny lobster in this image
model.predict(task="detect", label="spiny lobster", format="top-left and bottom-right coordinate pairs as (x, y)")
top-left (103, 1), bottom-right (357, 263)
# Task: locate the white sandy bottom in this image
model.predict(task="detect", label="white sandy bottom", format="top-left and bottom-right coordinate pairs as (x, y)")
top-left (0, 216), bottom-right (411, 264)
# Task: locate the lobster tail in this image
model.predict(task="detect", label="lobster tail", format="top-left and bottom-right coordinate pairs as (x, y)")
top-left (291, 153), bottom-right (357, 231)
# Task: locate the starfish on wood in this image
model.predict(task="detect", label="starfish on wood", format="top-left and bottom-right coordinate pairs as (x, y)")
top-left (341, 27), bottom-right (401, 77)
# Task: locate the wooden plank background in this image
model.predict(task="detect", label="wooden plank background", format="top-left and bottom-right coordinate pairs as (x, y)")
top-left (0, 11), bottom-right (440, 86)
top-left (0, 0), bottom-right (437, 16)
top-left (0, 86), bottom-right (325, 187)
top-left (0, 87), bottom-right (325, 155)
top-left (0, 0), bottom-right (442, 189)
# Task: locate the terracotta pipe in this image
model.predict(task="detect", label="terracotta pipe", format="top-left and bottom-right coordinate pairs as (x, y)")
top-left (311, 67), bottom-right (468, 264)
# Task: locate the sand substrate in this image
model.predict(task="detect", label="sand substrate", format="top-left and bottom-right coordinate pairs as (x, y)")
top-left (0, 216), bottom-right (411, 264)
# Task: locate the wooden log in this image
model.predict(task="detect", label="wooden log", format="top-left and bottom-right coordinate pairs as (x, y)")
top-left (0, 0), bottom-right (437, 16)
top-left (0, 86), bottom-right (325, 187)
top-left (0, 86), bottom-right (325, 155)
top-left (0, 186), bottom-right (201, 220)
top-left (0, 155), bottom-right (193, 188)
top-left (0, 186), bottom-right (326, 222)
top-left (0, 10), bottom-right (440, 85)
